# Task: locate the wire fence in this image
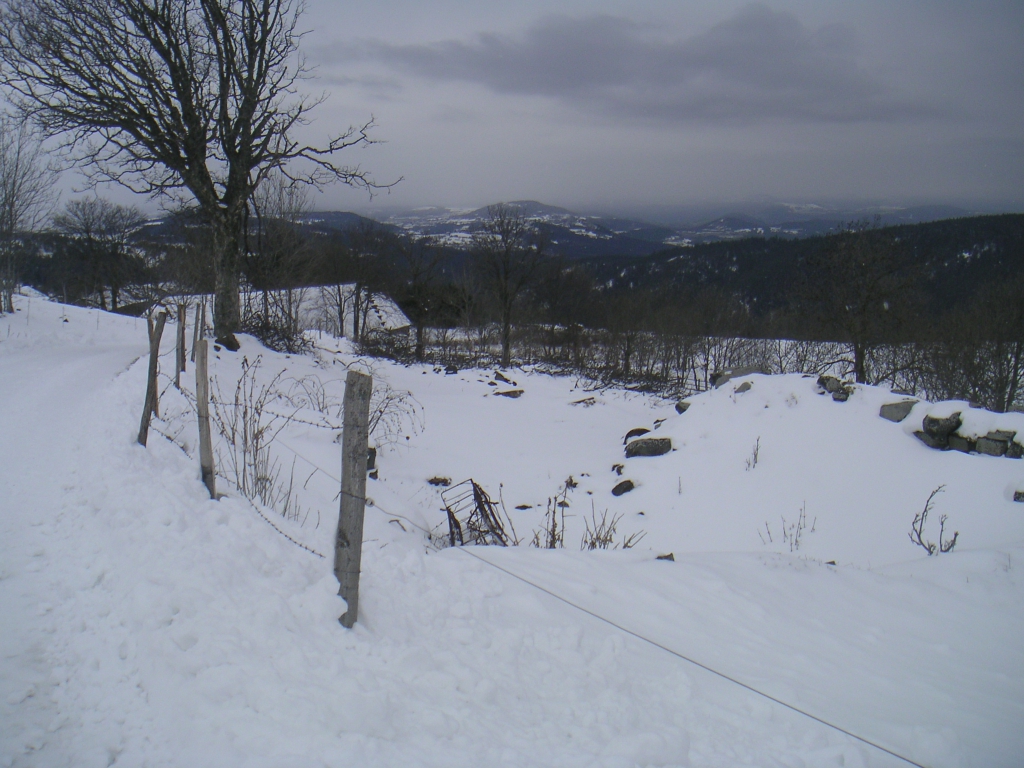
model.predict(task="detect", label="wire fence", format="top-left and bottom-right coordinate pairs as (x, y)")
top-left (143, 315), bottom-right (931, 768)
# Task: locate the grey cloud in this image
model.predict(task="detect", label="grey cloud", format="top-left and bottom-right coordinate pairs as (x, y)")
top-left (337, 5), bottom-right (934, 124)
top-left (317, 73), bottom-right (404, 103)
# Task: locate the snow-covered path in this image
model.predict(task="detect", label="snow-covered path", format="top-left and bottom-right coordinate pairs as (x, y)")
top-left (1, 331), bottom-right (147, 764)
top-left (2, 298), bottom-right (1023, 767)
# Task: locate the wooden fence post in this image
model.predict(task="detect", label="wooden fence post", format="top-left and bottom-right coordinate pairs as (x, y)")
top-left (179, 303), bottom-right (187, 372)
top-left (190, 299), bottom-right (203, 363)
top-left (195, 338), bottom-right (216, 499)
top-left (138, 310), bottom-right (168, 446)
top-left (335, 369), bottom-right (372, 628)
top-left (175, 303), bottom-right (185, 388)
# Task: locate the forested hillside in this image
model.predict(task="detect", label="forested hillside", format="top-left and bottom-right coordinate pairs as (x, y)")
top-left (585, 214), bottom-right (1024, 317)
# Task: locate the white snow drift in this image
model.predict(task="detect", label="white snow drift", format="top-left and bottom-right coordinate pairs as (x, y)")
top-left (2, 295), bottom-right (1022, 768)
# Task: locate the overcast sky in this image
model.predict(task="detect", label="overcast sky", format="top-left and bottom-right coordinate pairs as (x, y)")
top-left (291, 1), bottom-right (1023, 215)
top-left (57, 2), bottom-right (1014, 217)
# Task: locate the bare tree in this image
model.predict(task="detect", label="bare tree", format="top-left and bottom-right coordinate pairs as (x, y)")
top-left (0, 0), bottom-right (391, 345)
top-left (52, 197), bottom-right (146, 310)
top-left (241, 170), bottom-right (313, 347)
top-left (332, 221), bottom-right (399, 343)
top-left (0, 113), bottom-right (57, 312)
top-left (392, 239), bottom-right (443, 361)
top-left (800, 220), bottom-right (919, 383)
top-left (472, 203), bottom-right (546, 368)
top-left (248, 169), bottom-right (313, 293)
top-left (923, 276), bottom-right (1024, 412)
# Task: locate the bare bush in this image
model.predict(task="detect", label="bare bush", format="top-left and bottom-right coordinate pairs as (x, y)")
top-left (368, 379), bottom-right (423, 447)
top-left (745, 437), bottom-right (761, 471)
top-left (531, 477), bottom-right (575, 549)
top-left (580, 508), bottom-right (646, 551)
top-left (909, 485), bottom-right (958, 555)
top-left (241, 287), bottom-right (313, 354)
top-left (781, 504), bottom-right (814, 552)
top-left (758, 504), bottom-right (816, 552)
top-left (284, 368), bottom-right (422, 448)
top-left (532, 496), bottom-right (567, 549)
top-left (209, 356), bottom-right (306, 520)
top-left (287, 374), bottom-right (339, 420)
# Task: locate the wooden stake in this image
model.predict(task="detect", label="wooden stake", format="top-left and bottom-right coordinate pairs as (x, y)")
top-left (195, 338), bottom-right (216, 499)
top-left (190, 300), bottom-right (203, 363)
top-left (335, 369), bottom-right (372, 628)
top-left (138, 311), bottom-right (168, 446)
top-left (174, 303), bottom-right (185, 388)
top-left (178, 303), bottom-right (187, 373)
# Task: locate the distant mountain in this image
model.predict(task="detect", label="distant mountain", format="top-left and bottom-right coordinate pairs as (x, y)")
top-left (466, 201), bottom-right (575, 219)
top-left (137, 200), bottom-right (1015, 264)
top-left (135, 209), bottom-right (390, 247)
top-left (359, 200), bottom-right (697, 258)
top-left (346, 200), bottom-right (651, 257)
top-left (613, 202), bottom-right (980, 231)
top-left (299, 210), bottom-right (385, 234)
top-left (354, 200), bottom-right (997, 258)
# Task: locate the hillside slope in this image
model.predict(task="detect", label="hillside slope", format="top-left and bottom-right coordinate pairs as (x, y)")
top-left (2, 296), bottom-right (1022, 767)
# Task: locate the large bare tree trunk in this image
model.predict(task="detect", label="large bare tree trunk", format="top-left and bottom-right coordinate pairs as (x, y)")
top-left (212, 215), bottom-right (243, 346)
top-left (415, 323), bottom-right (425, 361)
top-left (853, 341), bottom-right (867, 384)
top-left (501, 317), bottom-right (512, 368)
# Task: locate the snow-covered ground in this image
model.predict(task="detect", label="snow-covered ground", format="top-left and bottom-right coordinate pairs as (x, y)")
top-left (2, 295), bottom-right (1023, 768)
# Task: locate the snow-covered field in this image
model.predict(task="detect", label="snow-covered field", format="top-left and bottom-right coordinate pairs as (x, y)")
top-left (2, 295), bottom-right (1023, 768)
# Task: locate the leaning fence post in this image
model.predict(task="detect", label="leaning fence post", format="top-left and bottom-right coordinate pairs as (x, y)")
top-left (178, 303), bottom-right (187, 372)
top-left (335, 369), bottom-right (372, 628)
top-left (138, 310), bottom-right (168, 446)
top-left (191, 299), bottom-right (203, 363)
top-left (175, 303), bottom-right (186, 388)
top-left (195, 338), bottom-right (216, 499)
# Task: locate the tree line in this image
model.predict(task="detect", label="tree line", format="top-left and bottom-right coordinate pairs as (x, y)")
top-left (4, 175), bottom-right (1023, 413)
top-left (343, 208), bottom-right (1024, 413)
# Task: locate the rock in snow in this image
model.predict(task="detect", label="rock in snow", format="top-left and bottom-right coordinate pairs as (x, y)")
top-left (611, 479), bottom-right (635, 496)
top-left (879, 400), bottom-right (917, 422)
top-left (623, 427), bottom-right (651, 444)
top-left (624, 437), bottom-right (672, 458)
top-left (923, 412), bottom-right (963, 440)
top-left (976, 430), bottom-right (1017, 457)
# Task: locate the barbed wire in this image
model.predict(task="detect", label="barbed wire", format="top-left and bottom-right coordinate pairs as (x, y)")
top-left (235, 488), bottom-right (327, 560)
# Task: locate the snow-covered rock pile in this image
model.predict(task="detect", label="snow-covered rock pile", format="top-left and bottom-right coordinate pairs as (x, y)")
top-left (878, 395), bottom-right (1024, 461)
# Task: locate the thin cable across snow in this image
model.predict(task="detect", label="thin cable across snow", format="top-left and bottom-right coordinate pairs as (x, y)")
top-left (270, 435), bottom-right (929, 768)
